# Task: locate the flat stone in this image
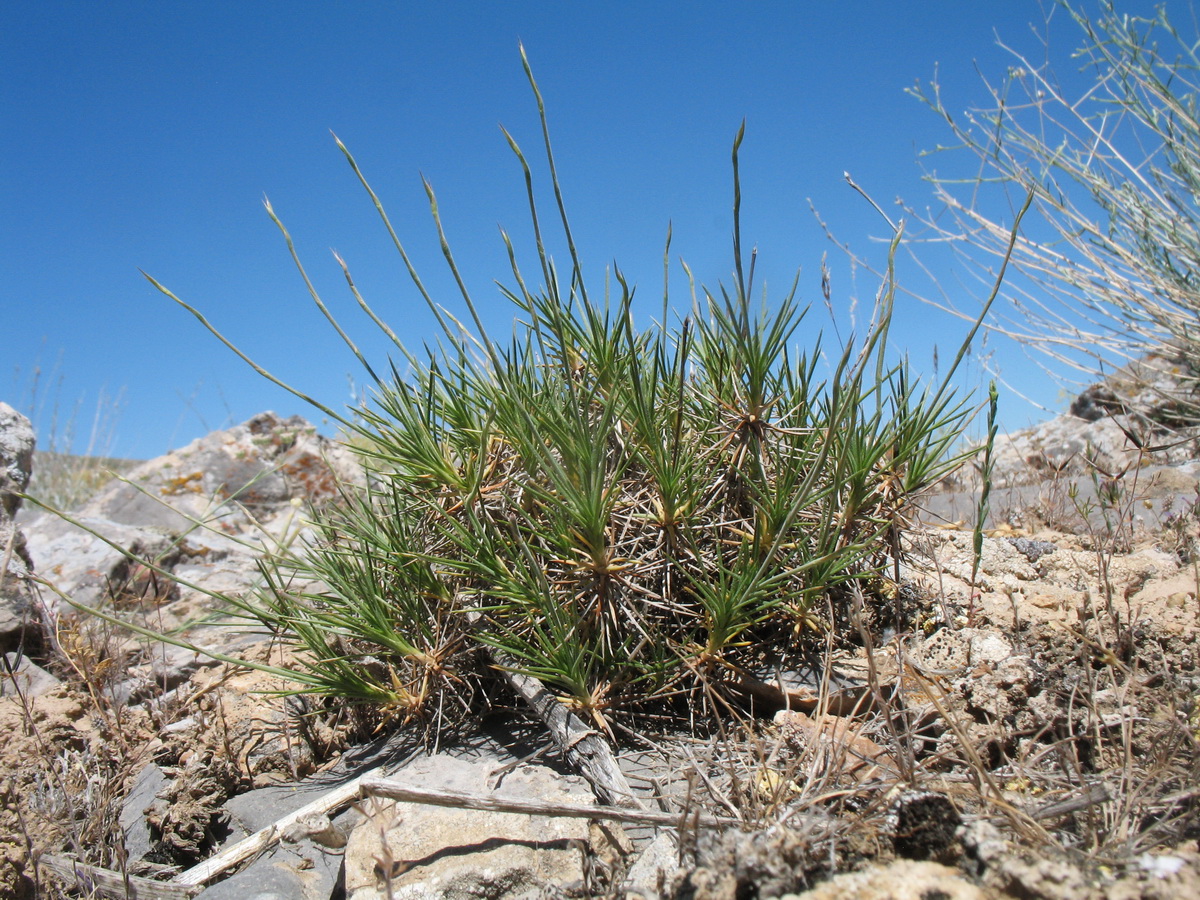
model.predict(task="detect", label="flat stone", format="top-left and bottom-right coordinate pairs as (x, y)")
top-left (344, 754), bottom-right (592, 900)
top-left (1, 652), bottom-right (60, 698)
top-left (193, 729), bottom-right (427, 899)
top-left (193, 780), bottom-right (354, 900)
top-left (194, 845), bottom-right (343, 900)
top-left (224, 778), bottom-right (353, 836)
top-left (121, 763), bottom-right (169, 865)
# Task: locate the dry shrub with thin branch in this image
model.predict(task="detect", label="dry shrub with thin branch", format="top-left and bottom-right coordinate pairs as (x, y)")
top-left (908, 1), bottom-right (1200, 395)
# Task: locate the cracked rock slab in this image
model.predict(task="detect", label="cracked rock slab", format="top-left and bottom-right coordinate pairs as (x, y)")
top-left (344, 754), bottom-right (592, 900)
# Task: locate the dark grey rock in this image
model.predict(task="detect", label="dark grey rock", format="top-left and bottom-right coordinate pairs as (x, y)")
top-left (194, 730), bottom-right (425, 900)
top-left (889, 790), bottom-right (961, 861)
top-left (224, 779), bottom-right (349, 836)
top-left (1005, 537), bottom-right (1058, 563)
top-left (121, 763), bottom-right (169, 865)
top-left (1069, 383), bottom-right (1121, 422)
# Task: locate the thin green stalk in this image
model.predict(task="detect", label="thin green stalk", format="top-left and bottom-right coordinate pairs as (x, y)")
top-left (970, 379), bottom-right (1000, 610)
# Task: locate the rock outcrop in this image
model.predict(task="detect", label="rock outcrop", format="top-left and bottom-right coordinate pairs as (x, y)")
top-left (924, 355), bottom-right (1200, 532)
top-left (75, 411), bottom-right (360, 534)
top-left (0, 402), bottom-right (37, 652)
top-left (21, 411), bottom-right (362, 692)
top-left (990, 354), bottom-right (1200, 488)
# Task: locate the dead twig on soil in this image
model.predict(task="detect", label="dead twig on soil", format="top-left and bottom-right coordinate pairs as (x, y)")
top-left (359, 777), bottom-right (741, 830)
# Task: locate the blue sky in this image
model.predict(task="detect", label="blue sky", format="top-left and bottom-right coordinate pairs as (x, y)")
top-left (2, 1), bottom-right (1169, 460)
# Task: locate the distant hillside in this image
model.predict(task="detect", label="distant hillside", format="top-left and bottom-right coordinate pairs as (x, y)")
top-left (26, 450), bottom-right (144, 512)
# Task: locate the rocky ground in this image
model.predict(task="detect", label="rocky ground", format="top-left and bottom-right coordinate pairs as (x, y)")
top-left (0, 360), bottom-right (1198, 900)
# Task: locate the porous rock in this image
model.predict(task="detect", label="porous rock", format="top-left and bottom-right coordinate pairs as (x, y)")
top-left (913, 626), bottom-right (1015, 672)
top-left (79, 411), bottom-right (359, 534)
top-left (779, 858), bottom-right (990, 899)
top-left (955, 818), bottom-right (1200, 900)
top-left (888, 790), bottom-right (961, 861)
top-left (0, 402), bottom-right (36, 651)
top-left (671, 822), bottom-right (848, 900)
top-left (960, 820), bottom-right (1094, 900)
top-left (909, 625), bottom-right (1042, 753)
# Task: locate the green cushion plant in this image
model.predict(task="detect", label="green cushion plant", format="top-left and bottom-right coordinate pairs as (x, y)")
top-left (145, 49), bottom-right (1011, 737)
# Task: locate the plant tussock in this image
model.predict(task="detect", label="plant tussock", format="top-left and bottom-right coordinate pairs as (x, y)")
top-left (147, 56), bottom-right (992, 741)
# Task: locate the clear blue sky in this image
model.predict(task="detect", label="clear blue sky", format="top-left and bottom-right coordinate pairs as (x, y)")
top-left (2, 1), bottom-right (1169, 460)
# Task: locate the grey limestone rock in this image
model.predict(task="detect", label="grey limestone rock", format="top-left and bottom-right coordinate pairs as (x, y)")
top-left (622, 831), bottom-right (680, 900)
top-left (343, 754), bottom-right (592, 900)
top-left (194, 840), bottom-right (344, 900)
top-left (990, 355), bottom-right (1200, 490)
top-left (79, 411), bottom-right (360, 534)
top-left (188, 727), bottom-right (423, 900)
top-left (0, 650), bottom-right (60, 697)
top-left (22, 514), bottom-right (181, 619)
top-left (22, 411), bottom-right (362, 689)
top-left (0, 402), bottom-right (34, 515)
top-left (0, 401), bottom-right (37, 651)
top-left (194, 784), bottom-right (353, 900)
